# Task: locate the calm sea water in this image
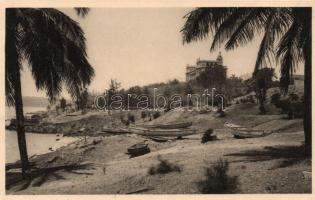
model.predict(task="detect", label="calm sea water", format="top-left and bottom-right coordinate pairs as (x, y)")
top-left (5, 106), bottom-right (77, 163)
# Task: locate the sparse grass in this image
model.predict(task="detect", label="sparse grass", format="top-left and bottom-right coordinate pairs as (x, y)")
top-left (197, 158), bottom-right (238, 194)
top-left (148, 156), bottom-right (181, 175)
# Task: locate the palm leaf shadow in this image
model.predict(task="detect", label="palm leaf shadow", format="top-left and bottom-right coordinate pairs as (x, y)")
top-left (6, 163), bottom-right (93, 191)
top-left (224, 145), bottom-right (307, 169)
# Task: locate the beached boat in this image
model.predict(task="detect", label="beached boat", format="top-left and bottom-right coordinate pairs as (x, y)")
top-left (102, 127), bottom-right (132, 134)
top-left (127, 143), bottom-right (150, 155)
top-left (140, 122), bottom-right (192, 129)
top-left (148, 136), bottom-right (169, 142)
top-left (229, 127), bottom-right (273, 139)
top-left (224, 122), bottom-right (250, 129)
top-left (129, 126), bottom-right (198, 137)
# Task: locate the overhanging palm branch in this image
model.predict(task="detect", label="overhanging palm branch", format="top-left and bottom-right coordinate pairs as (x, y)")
top-left (181, 7), bottom-right (308, 91)
top-left (5, 8), bottom-right (94, 103)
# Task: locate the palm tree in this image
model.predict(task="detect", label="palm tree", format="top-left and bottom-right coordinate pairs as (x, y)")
top-left (181, 8), bottom-right (311, 157)
top-left (5, 8), bottom-right (94, 178)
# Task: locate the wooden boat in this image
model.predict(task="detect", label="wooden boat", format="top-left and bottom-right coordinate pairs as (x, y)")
top-left (127, 143), bottom-right (150, 155)
top-left (140, 122), bottom-right (192, 129)
top-left (102, 127), bottom-right (131, 134)
top-left (129, 126), bottom-right (198, 137)
top-left (229, 127), bottom-right (273, 139)
top-left (148, 136), bottom-right (169, 142)
top-left (224, 122), bottom-right (250, 129)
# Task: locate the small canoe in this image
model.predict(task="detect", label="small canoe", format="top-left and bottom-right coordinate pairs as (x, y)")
top-left (229, 127), bottom-right (273, 139)
top-left (140, 122), bottom-right (192, 129)
top-left (224, 122), bottom-right (250, 129)
top-left (102, 127), bottom-right (131, 134)
top-left (127, 143), bottom-right (150, 155)
top-left (129, 127), bottom-right (198, 137)
top-left (148, 136), bottom-right (169, 142)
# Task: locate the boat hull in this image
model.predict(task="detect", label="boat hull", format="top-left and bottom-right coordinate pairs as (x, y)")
top-left (141, 122), bottom-right (192, 129)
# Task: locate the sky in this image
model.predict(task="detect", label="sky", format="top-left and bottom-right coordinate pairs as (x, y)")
top-left (20, 8), bottom-right (303, 98)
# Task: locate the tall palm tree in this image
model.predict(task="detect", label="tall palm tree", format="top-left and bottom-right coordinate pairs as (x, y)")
top-left (181, 8), bottom-right (311, 157)
top-left (5, 8), bottom-right (94, 178)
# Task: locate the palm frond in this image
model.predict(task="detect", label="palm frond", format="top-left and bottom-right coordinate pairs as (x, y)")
top-left (74, 8), bottom-right (90, 17)
top-left (225, 8), bottom-right (272, 50)
top-left (276, 15), bottom-right (302, 92)
top-left (17, 8), bottom-right (94, 102)
top-left (181, 8), bottom-right (235, 44)
top-left (253, 8), bottom-right (294, 74)
top-left (210, 8), bottom-right (254, 51)
top-left (293, 8), bottom-right (311, 60)
top-left (5, 8), bottom-right (21, 106)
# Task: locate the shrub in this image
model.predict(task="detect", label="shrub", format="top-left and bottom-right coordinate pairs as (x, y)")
top-left (120, 115), bottom-right (130, 126)
top-left (201, 129), bottom-right (217, 143)
top-left (141, 111), bottom-right (147, 119)
top-left (127, 113), bottom-right (135, 123)
top-left (271, 92), bottom-right (281, 107)
top-left (217, 108), bottom-right (226, 118)
top-left (148, 156), bottom-right (181, 175)
top-left (197, 158), bottom-right (238, 194)
top-left (276, 97), bottom-right (304, 119)
top-left (153, 111), bottom-right (161, 119)
top-left (289, 93), bottom-right (299, 101)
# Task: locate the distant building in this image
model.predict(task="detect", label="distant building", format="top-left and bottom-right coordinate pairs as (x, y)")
top-left (185, 52), bottom-right (227, 82)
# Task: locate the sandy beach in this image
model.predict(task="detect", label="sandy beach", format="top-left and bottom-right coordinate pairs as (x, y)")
top-left (5, 103), bottom-right (311, 194)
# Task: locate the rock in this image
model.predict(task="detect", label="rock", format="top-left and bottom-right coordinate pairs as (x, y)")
top-left (92, 138), bottom-right (102, 145)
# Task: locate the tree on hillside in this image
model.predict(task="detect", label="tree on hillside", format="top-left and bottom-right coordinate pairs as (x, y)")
top-left (60, 97), bottom-right (67, 112)
top-left (107, 79), bottom-right (121, 109)
top-left (127, 85), bottom-right (142, 108)
top-left (254, 68), bottom-right (276, 114)
top-left (196, 64), bottom-right (227, 90)
top-left (76, 88), bottom-right (89, 110)
top-left (184, 83), bottom-right (194, 106)
top-left (5, 8), bottom-right (93, 178)
top-left (225, 75), bottom-right (245, 99)
top-left (182, 8), bottom-right (312, 157)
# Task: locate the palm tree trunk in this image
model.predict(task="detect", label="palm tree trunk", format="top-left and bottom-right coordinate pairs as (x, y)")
top-left (13, 68), bottom-right (30, 178)
top-left (304, 34), bottom-right (312, 158)
top-left (6, 8), bottom-right (30, 178)
top-left (303, 8), bottom-right (312, 158)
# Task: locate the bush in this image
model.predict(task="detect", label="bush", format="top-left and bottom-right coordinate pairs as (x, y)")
top-left (197, 158), bottom-right (238, 194)
top-left (120, 115), bottom-right (130, 126)
top-left (217, 108), bottom-right (226, 118)
top-left (153, 111), bottom-right (161, 119)
top-left (141, 111), bottom-right (147, 119)
top-left (271, 92), bottom-right (281, 107)
top-left (148, 156), bottom-right (181, 175)
top-left (289, 93), bottom-right (299, 101)
top-left (127, 113), bottom-right (135, 123)
top-left (201, 129), bottom-right (217, 143)
top-left (275, 96), bottom-right (304, 119)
